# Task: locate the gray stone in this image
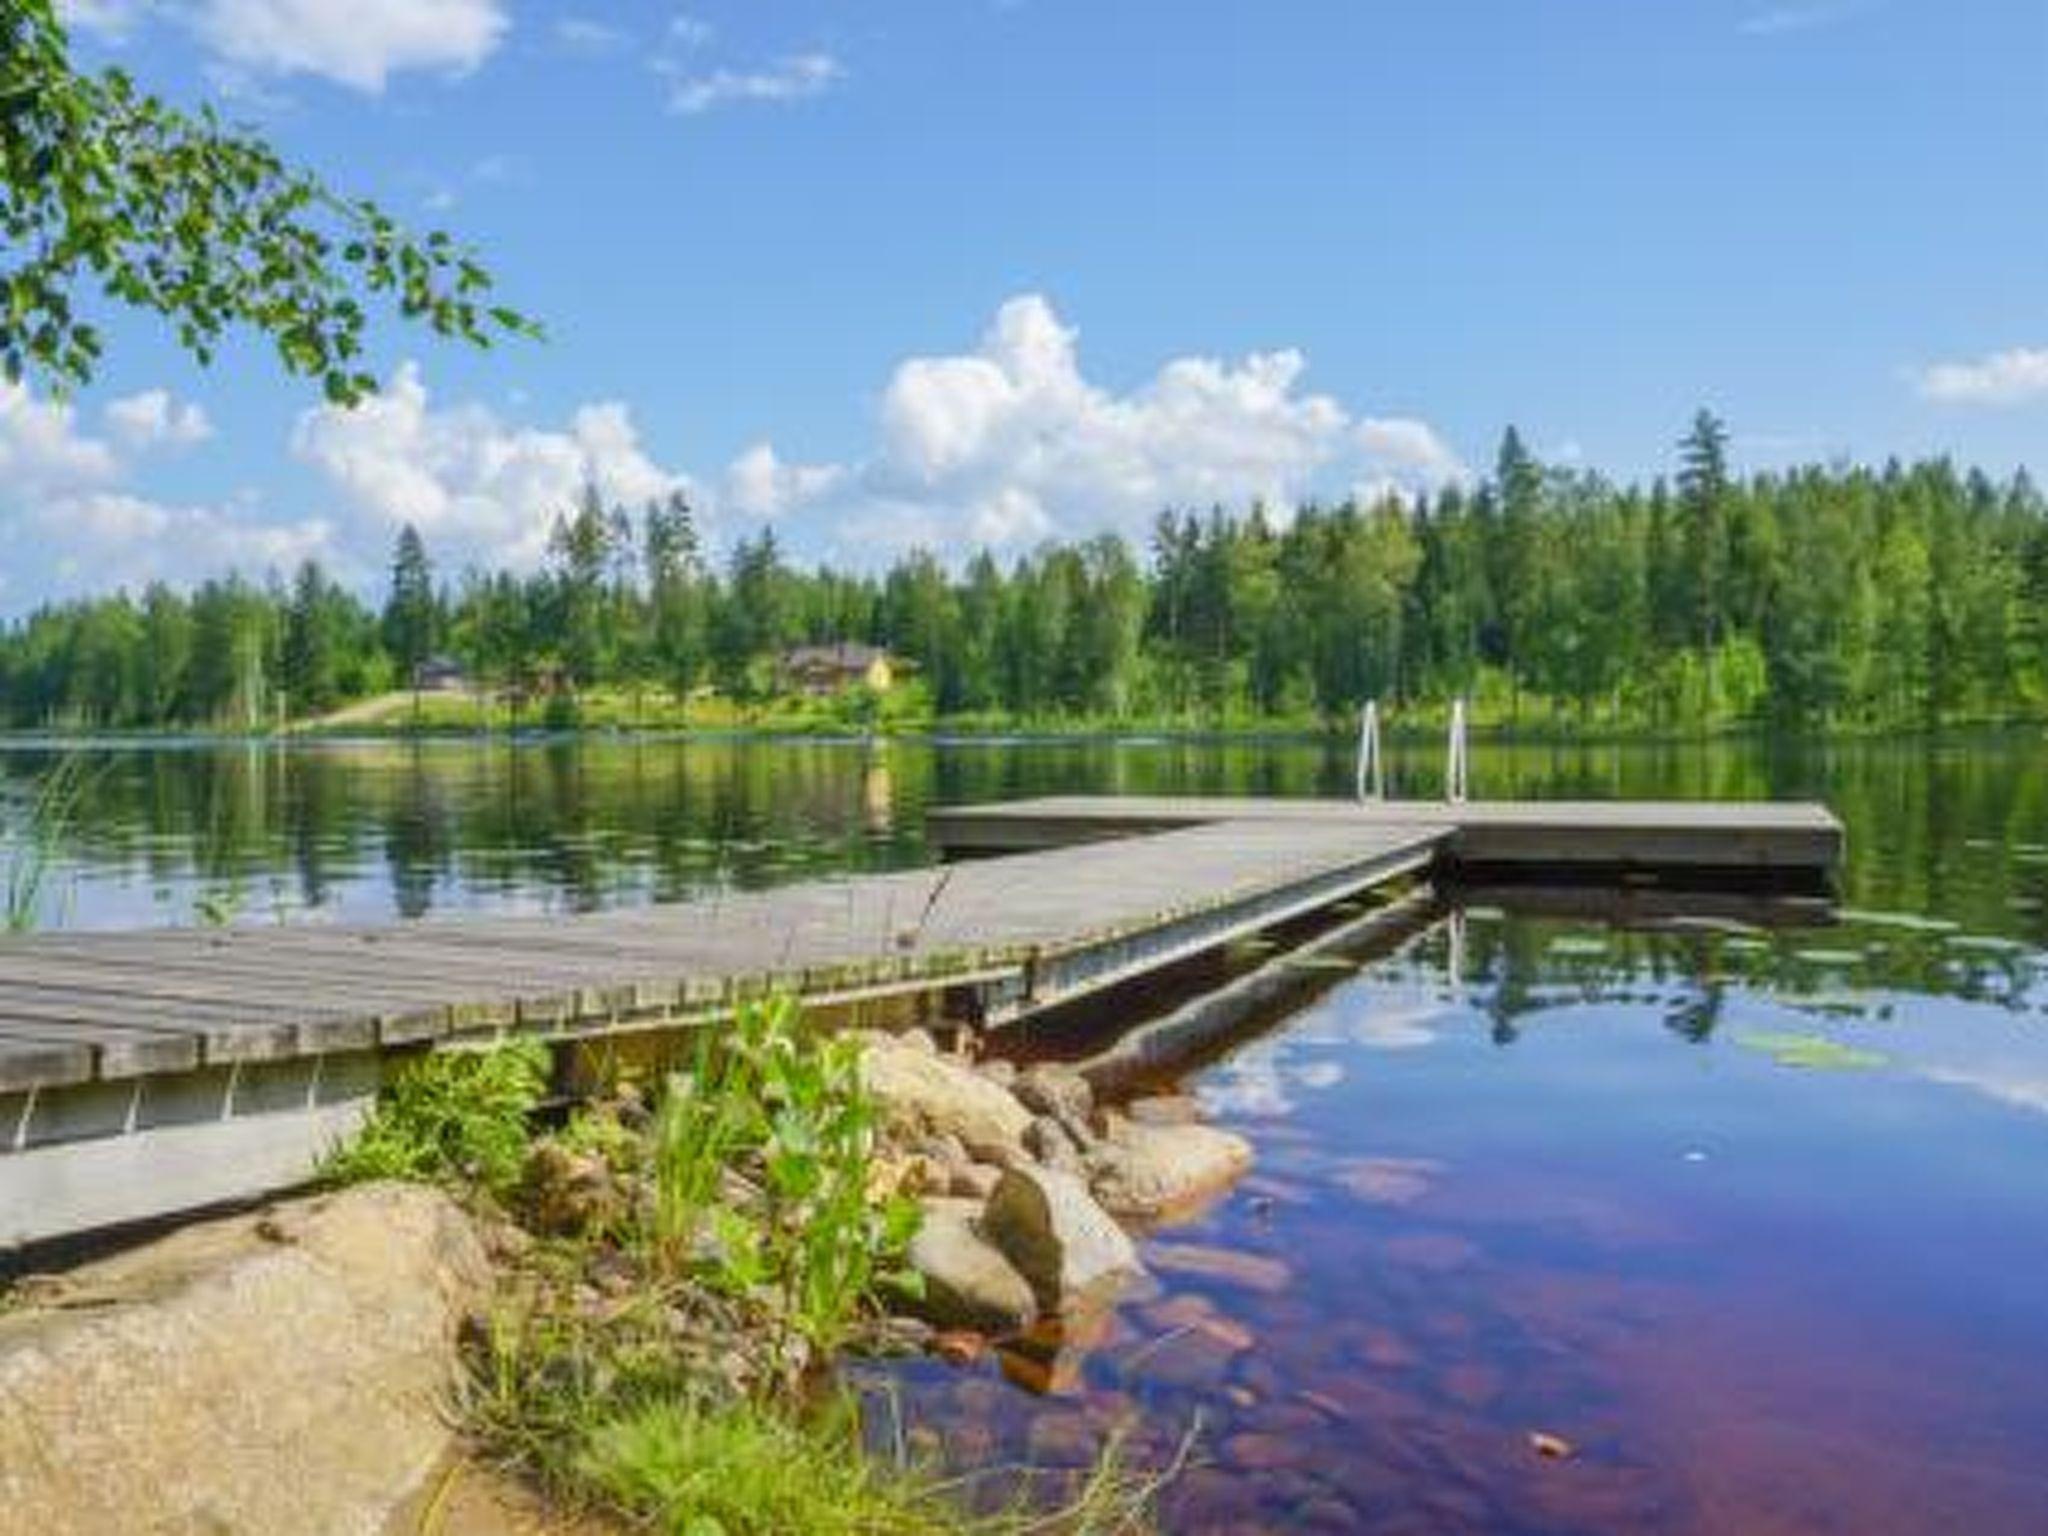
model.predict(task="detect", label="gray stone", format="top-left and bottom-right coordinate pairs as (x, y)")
top-left (915, 1132), bottom-right (971, 1174)
top-left (1125, 1093), bottom-right (1203, 1127)
top-left (860, 1041), bottom-right (1032, 1161)
top-left (903, 1199), bottom-right (1038, 1334)
top-left (976, 1058), bottom-right (1018, 1089)
top-left (1014, 1063), bottom-right (1094, 1123)
top-left (983, 1164), bottom-right (1142, 1311)
top-left (0, 1182), bottom-right (488, 1536)
top-left (1024, 1114), bottom-right (1086, 1174)
top-left (1087, 1120), bottom-right (1254, 1220)
top-left (949, 1162), bottom-right (1003, 1200)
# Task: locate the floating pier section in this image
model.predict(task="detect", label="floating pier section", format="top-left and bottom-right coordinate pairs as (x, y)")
top-left (0, 794), bottom-right (1840, 1247)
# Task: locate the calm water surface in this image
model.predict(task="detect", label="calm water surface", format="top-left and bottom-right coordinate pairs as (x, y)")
top-left (4, 733), bottom-right (2046, 1533)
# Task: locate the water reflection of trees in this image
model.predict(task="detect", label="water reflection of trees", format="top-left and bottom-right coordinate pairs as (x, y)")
top-left (1429, 905), bottom-right (2044, 1039)
top-left (0, 734), bottom-right (2041, 935)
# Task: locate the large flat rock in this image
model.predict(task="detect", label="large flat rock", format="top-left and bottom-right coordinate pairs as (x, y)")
top-left (0, 1181), bottom-right (488, 1536)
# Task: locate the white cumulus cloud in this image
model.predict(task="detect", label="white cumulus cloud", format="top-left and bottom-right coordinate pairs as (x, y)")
top-left (728, 293), bottom-right (1468, 558)
top-left (292, 363), bottom-right (688, 572)
top-left (0, 382), bottom-right (122, 491)
top-left (105, 388), bottom-right (214, 450)
top-left (723, 443), bottom-right (845, 521)
top-left (1915, 346), bottom-right (2048, 407)
top-left (192, 0), bottom-right (507, 91)
top-left (0, 382), bottom-right (334, 600)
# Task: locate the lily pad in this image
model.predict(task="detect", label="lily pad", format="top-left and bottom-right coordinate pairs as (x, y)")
top-left (1735, 1030), bottom-right (1889, 1071)
top-left (1945, 935), bottom-right (2028, 955)
top-left (1793, 948), bottom-right (1866, 967)
top-left (1547, 936), bottom-right (1609, 957)
top-left (1838, 908), bottom-right (1960, 934)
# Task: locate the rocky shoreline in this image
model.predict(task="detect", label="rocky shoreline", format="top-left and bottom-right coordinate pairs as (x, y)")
top-left (855, 1033), bottom-right (1253, 1343)
top-left (0, 1025), bottom-right (1248, 1534)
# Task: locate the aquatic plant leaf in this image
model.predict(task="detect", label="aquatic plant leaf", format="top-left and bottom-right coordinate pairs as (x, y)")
top-left (1547, 936), bottom-right (1609, 957)
top-left (1734, 1031), bottom-right (1889, 1071)
top-left (1794, 949), bottom-right (1865, 967)
top-left (1945, 935), bottom-right (2028, 954)
top-left (1838, 909), bottom-right (1960, 934)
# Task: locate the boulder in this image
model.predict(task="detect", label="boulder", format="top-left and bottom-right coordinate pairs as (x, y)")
top-left (1087, 1121), bottom-right (1254, 1220)
top-left (860, 1041), bottom-right (1031, 1161)
top-left (1014, 1064), bottom-right (1094, 1124)
top-left (519, 1139), bottom-right (625, 1236)
top-left (1023, 1115), bottom-right (1086, 1174)
top-left (0, 1182), bottom-right (488, 1536)
top-left (903, 1199), bottom-right (1038, 1335)
top-left (976, 1058), bottom-right (1018, 1090)
top-left (983, 1165), bottom-right (1142, 1312)
top-left (948, 1162), bottom-right (1003, 1201)
top-left (1125, 1094), bottom-right (1203, 1127)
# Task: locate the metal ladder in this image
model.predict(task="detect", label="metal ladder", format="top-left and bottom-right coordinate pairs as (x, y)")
top-left (1355, 697), bottom-right (1469, 804)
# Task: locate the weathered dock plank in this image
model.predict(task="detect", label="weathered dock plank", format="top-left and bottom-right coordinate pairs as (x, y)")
top-left (0, 792), bottom-right (1849, 1247)
top-left (0, 817), bottom-right (1446, 1092)
top-left (927, 795), bottom-right (1845, 874)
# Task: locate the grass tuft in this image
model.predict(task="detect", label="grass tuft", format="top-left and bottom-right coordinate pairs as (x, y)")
top-left (323, 1037), bottom-right (550, 1195)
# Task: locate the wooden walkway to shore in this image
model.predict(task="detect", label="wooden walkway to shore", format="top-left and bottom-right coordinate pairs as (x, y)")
top-left (928, 795), bottom-right (1845, 872)
top-left (0, 817), bottom-right (1448, 1096)
top-left (0, 792), bottom-right (1841, 1247)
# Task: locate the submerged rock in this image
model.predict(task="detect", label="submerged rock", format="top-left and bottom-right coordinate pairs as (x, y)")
top-left (1147, 1240), bottom-right (1292, 1294)
top-left (903, 1198), bottom-right (1038, 1335)
top-left (982, 1164), bottom-right (1143, 1312)
top-left (1087, 1120), bottom-right (1254, 1220)
top-left (860, 1040), bottom-right (1032, 1160)
top-left (1125, 1094), bottom-right (1203, 1127)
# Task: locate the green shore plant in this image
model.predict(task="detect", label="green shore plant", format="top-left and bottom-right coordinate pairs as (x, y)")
top-left (328, 1003), bottom-right (1164, 1534)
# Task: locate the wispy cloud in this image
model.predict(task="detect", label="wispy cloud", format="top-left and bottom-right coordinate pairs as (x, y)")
top-left (554, 16), bottom-right (628, 56)
top-left (1914, 347), bottom-right (2048, 407)
top-left (1739, 0), bottom-right (1874, 37)
top-left (663, 51), bottom-right (844, 116)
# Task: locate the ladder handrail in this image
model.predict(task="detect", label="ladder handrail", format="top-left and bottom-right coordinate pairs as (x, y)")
top-left (1355, 699), bottom-right (1383, 802)
top-left (1446, 696), bottom-right (1469, 804)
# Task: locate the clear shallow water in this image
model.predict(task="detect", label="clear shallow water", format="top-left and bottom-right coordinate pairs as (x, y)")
top-left (879, 917), bottom-right (2048, 1534)
top-left (4, 732), bottom-right (2047, 1532)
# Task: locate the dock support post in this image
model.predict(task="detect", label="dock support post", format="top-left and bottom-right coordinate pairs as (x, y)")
top-left (1446, 697), bottom-right (1469, 804)
top-left (1355, 699), bottom-right (1384, 802)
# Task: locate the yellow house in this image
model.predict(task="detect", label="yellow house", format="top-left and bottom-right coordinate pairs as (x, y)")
top-left (780, 642), bottom-right (894, 695)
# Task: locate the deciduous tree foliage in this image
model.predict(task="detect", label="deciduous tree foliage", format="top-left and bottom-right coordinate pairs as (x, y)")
top-left (1, 0), bottom-right (530, 399)
top-left (0, 424), bottom-right (2044, 731)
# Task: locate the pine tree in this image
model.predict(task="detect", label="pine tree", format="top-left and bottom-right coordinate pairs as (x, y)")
top-left (383, 526), bottom-right (438, 703)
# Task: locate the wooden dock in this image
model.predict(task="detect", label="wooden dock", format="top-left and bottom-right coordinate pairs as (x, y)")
top-left (928, 795), bottom-right (1845, 876)
top-left (0, 793), bottom-right (1839, 1248)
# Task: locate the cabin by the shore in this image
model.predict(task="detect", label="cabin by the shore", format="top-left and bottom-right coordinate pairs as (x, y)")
top-left (780, 642), bottom-right (894, 695)
top-left (413, 654), bottom-right (470, 693)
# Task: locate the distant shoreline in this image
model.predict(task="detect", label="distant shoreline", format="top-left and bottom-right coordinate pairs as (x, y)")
top-left (0, 716), bottom-right (2042, 750)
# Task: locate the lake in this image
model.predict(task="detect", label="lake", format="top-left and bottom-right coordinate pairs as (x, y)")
top-left (3, 732), bottom-right (2046, 1534)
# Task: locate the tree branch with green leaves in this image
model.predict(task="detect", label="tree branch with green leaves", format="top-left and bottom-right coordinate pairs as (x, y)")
top-left (0, 0), bottom-right (535, 403)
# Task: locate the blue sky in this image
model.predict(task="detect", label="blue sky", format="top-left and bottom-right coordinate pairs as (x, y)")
top-left (4, 0), bottom-right (2043, 609)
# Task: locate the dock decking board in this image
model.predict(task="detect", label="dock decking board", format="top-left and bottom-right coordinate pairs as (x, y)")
top-left (0, 817), bottom-right (1450, 1094)
top-left (927, 795), bottom-right (1844, 871)
top-left (1, 792), bottom-right (1849, 1245)
top-left (0, 796), bottom-right (1842, 1102)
